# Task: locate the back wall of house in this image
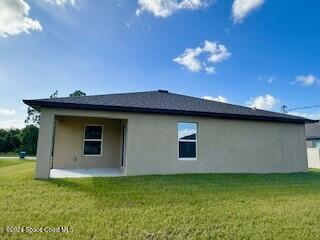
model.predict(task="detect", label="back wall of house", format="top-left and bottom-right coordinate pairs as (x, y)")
top-left (124, 114), bottom-right (307, 175)
top-left (35, 108), bottom-right (308, 178)
top-left (52, 116), bottom-right (121, 169)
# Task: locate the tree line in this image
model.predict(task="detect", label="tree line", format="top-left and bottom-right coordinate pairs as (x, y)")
top-left (0, 125), bottom-right (38, 155)
top-left (0, 90), bottom-right (86, 156)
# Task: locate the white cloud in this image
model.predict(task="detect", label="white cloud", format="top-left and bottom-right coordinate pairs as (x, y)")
top-left (0, 0), bottom-right (42, 37)
top-left (44, 0), bottom-right (76, 6)
top-left (258, 75), bottom-right (274, 83)
top-left (173, 40), bottom-right (231, 74)
top-left (289, 112), bottom-right (320, 120)
top-left (173, 47), bottom-right (203, 72)
top-left (204, 66), bottom-right (215, 75)
top-left (293, 74), bottom-right (319, 87)
top-left (0, 107), bottom-right (16, 116)
top-left (232, 0), bottom-right (264, 23)
top-left (0, 118), bottom-right (25, 129)
top-left (203, 95), bottom-right (214, 100)
top-left (213, 95), bottom-right (228, 103)
top-left (246, 94), bottom-right (278, 110)
top-left (203, 95), bottom-right (228, 103)
top-left (203, 41), bottom-right (231, 63)
top-left (266, 77), bottom-right (274, 83)
top-left (136, 0), bottom-right (209, 18)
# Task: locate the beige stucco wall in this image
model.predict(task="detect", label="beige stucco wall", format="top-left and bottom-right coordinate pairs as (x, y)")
top-left (125, 114), bottom-right (307, 175)
top-left (52, 116), bottom-right (121, 169)
top-left (307, 148), bottom-right (320, 168)
top-left (35, 107), bottom-right (308, 178)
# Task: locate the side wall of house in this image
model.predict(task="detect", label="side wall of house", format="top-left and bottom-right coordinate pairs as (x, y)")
top-left (35, 108), bottom-right (308, 178)
top-left (35, 108), bottom-right (55, 179)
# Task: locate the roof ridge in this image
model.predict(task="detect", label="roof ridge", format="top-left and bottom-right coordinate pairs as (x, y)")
top-left (56, 90), bottom-right (280, 117)
top-left (34, 90), bottom-right (160, 101)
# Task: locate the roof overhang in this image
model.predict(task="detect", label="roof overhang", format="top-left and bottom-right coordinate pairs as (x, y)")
top-left (306, 135), bottom-right (320, 139)
top-left (23, 99), bottom-right (317, 124)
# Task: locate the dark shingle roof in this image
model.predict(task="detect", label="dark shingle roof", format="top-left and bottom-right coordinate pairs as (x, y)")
top-left (306, 122), bottom-right (320, 139)
top-left (23, 90), bottom-right (314, 123)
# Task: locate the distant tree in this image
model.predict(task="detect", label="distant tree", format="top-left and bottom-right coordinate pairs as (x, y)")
top-left (0, 127), bottom-right (38, 155)
top-left (25, 107), bottom-right (41, 126)
top-left (25, 90), bottom-right (85, 126)
top-left (0, 129), bottom-right (8, 152)
top-left (69, 90), bottom-right (86, 97)
top-left (25, 90), bottom-right (59, 126)
top-left (50, 90), bottom-right (59, 99)
top-left (6, 129), bottom-right (21, 152)
top-left (20, 125), bottom-right (38, 155)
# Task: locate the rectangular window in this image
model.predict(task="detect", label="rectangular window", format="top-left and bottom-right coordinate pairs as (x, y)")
top-left (83, 125), bottom-right (103, 156)
top-left (314, 140), bottom-right (320, 149)
top-left (178, 122), bottom-right (197, 160)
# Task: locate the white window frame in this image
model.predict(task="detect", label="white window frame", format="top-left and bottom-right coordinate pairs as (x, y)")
top-left (177, 122), bottom-right (198, 161)
top-left (83, 124), bottom-right (104, 157)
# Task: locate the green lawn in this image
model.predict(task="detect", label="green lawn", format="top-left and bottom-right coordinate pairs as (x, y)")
top-left (0, 152), bottom-right (35, 157)
top-left (1, 160), bottom-right (320, 239)
top-left (0, 152), bottom-right (19, 157)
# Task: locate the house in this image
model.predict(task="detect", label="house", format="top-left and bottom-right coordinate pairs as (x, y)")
top-left (306, 122), bottom-right (320, 168)
top-left (306, 122), bottom-right (320, 148)
top-left (23, 90), bottom-right (313, 179)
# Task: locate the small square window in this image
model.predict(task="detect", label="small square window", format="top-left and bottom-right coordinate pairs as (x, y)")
top-left (179, 142), bottom-right (196, 158)
top-left (84, 141), bottom-right (102, 155)
top-left (85, 126), bottom-right (102, 139)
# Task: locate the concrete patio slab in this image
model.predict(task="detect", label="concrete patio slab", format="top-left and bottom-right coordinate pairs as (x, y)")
top-left (50, 168), bottom-right (124, 178)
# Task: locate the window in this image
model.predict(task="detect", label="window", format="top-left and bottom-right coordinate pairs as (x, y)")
top-left (83, 125), bottom-right (103, 156)
top-left (313, 140), bottom-right (320, 148)
top-left (178, 122), bottom-right (197, 160)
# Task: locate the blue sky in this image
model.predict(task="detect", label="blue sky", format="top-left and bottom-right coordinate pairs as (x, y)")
top-left (1, 0), bottom-right (320, 128)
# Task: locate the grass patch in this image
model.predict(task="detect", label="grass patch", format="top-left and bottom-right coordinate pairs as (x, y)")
top-left (1, 159), bottom-right (320, 239)
top-left (0, 159), bottom-right (27, 168)
top-left (0, 152), bottom-right (19, 157)
top-left (0, 152), bottom-right (35, 157)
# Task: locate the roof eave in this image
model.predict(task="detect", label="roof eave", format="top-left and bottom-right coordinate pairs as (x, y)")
top-left (306, 137), bottom-right (320, 140)
top-left (23, 99), bottom-right (315, 124)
